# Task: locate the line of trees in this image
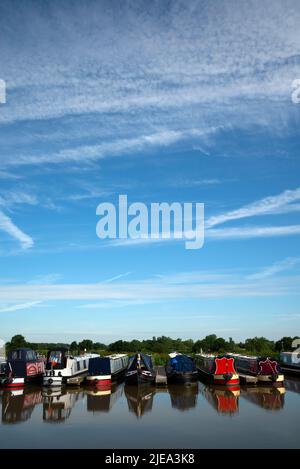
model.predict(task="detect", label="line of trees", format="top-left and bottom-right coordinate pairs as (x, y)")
top-left (4, 334), bottom-right (299, 357)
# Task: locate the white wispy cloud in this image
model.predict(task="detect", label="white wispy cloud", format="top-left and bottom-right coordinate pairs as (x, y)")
top-left (3, 128), bottom-right (217, 167)
top-left (248, 257), bottom-right (300, 280)
top-left (27, 273), bottom-right (62, 285)
top-left (0, 1), bottom-right (299, 137)
top-left (0, 274), bottom-right (299, 303)
top-left (0, 191), bottom-right (38, 208)
top-left (0, 210), bottom-right (34, 249)
top-left (207, 224), bottom-right (300, 240)
top-left (206, 187), bottom-right (300, 228)
top-left (103, 271), bottom-right (133, 283)
top-left (0, 300), bottom-right (41, 313)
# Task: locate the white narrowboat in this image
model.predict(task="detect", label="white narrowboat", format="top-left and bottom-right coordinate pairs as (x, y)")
top-left (43, 348), bottom-right (99, 387)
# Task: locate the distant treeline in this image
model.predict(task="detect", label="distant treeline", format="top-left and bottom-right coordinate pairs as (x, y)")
top-left (4, 334), bottom-right (299, 357)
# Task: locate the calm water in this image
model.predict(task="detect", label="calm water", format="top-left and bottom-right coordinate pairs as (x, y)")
top-left (0, 377), bottom-right (299, 448)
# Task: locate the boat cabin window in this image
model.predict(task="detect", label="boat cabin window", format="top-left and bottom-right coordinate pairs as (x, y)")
top-left (77, 362), bottom-right (81, 371)
top-left (83, 360), bottom-right (86, 368)
top-left (26, 350), bottom-right (37, 361)
top-left (10, 350), bottom-right (23, 360)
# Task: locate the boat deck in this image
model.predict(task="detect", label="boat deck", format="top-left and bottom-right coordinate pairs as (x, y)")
top-left (238, 373), bottom-right (258, 384)
top-left (155, 366), bottom-right (167, 386)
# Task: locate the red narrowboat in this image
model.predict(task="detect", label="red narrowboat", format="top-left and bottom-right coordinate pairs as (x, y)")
top-left (195, 354), bottom-right (239, 386)
top-left (228, 354), bottom-right (284, 385)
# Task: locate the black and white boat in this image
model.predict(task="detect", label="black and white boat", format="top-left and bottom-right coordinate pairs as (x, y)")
top-left (86, 354), bottom-right (129, 387)
top-left (166, 352), bottom-right (198, 384)
top-left (43, 348), bottom-right (99, 387)
top-left (125, 353), bottom-right (156, 385)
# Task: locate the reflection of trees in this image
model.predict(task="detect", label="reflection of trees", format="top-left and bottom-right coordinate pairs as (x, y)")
top-left (241, 386), bottom-right (285, 411)
top-left (168, 383), bottom-right (198, 411)
top-left (2, 389), bottom-right (43, 424)
top-left (200, 383), bottom-right (240, 416)
top-left (42, 388), bottom-right (84, 423)
top-left (86, 382), bottom-right (124, 413)
top-left (125, 384), bottom-right (155, 418)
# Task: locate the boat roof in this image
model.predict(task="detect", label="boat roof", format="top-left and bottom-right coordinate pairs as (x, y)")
top-left (195, 353), bottom-right (217, 358)
top-left (106, 354), bottom-right (128, 359)
top-left (228, 353), bottom-right (261, 360)
top-left (169, 352), bottom-right (182, 358)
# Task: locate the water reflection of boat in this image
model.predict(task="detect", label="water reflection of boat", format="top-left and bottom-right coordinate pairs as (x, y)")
top-left (42, 387), bottom-right (83, 422)
top-left (1, 388), bottom-right (42, 424)
top-left (284, 377), bottom-right (300, 394)
top-left (125, 384), bottom-right (155, 418)
top-left (168, 383), bottom-right (198, 411)
top-left (201, 383), bottom-right (240, 415)
top-left (241, 385), bottom-right (285, 410)
top-left (86, 382), bottom-right (124, 413)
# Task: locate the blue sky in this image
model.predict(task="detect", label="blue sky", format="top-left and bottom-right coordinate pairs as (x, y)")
top-left (0, 0), bottom-right (299, 343)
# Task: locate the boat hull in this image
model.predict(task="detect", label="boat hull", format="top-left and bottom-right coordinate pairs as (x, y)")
top-left (125, 369), bottom-right (155, 385)
top-left (86, 375), bottom-right (112, 386)
top-left (198, 368), bottom-right (239, 386)
top-left (257, 374), bottom-right (284, 384)
top-left (280, 365), bottom-right (300, 377)
top-left (0, 377), bottom-right (24, 389)
top-left (43, 375), bottom-right (63, 387)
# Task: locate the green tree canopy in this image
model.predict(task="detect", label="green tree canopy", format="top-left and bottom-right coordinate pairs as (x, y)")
top-left (6, 334), bottom-right (28, 351)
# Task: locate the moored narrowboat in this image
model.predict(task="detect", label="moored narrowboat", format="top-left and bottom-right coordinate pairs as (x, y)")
top-left (195, 354), bottom-right (239, 386)
top-left (125, 353), bottom-right (156, 385)
top-left (279, 352), bottom-right (300, 376)
top-left (43, 348), bottom-right (99, 387)
top-left (166, 352), bottom-right (198, 384)
top-left (0, 348), bottom-right (44, 388)
top-left (86, 354), bottom-right (129, 387)
top-left (228, 353), bottom-right (284, 384)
